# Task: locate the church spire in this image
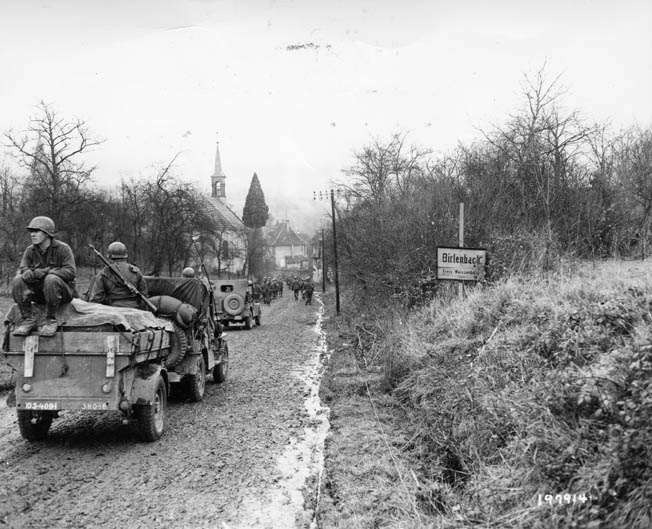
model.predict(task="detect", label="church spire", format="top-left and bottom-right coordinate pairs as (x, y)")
top-left (211, 140), bottom-right (226, 199)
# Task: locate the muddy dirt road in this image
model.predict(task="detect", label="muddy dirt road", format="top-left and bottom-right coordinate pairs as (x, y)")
top-left (0, 293), bottom-right (327, 529)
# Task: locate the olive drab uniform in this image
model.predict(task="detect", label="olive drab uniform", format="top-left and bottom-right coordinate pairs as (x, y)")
top-left (291, 278), bottom-right (302, 300)
top-left (12, 216), bottom-right (77, 337)
top-left (262, 279), bottom-right (272, 305)
top-left (253, 282), bottom-right (262, 302)
top-left (90, 261), bottom-right (148, 309)
top-left (303, 280), bottom-right (314, 305)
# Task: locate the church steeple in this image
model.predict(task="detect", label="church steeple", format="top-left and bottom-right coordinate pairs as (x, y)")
top-left (211, 141), bottom-right (226, 199)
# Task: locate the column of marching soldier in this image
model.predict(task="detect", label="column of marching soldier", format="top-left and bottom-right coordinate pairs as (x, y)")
top-left (252, 275), bottom-right (315, 306)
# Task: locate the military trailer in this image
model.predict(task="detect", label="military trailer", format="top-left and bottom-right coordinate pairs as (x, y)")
top-left (3, 300), bottom-right (177, 442)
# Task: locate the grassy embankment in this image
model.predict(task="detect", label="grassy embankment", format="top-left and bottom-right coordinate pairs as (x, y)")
top-left (319, 259), bottom-right (652, 528)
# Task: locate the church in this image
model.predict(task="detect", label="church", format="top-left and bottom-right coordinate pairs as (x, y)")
top-left (199, 142), bottom-right (247, 277)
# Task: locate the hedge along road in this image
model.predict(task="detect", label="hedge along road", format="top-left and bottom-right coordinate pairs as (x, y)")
top-left (0, 291), bottom-right (329, 529)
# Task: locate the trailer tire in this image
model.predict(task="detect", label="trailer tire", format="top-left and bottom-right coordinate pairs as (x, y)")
top-left (135, 375), bottom-right (167, 442)
top-left (17, 410), bottom-right (53, 441)
top-left (213, 342), bottom-right (229, 383)
top-left (186, 354), bottom-right (206, 402)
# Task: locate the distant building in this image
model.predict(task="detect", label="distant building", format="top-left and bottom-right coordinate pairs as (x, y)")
top-left (266, 220), bottom-right (309, 270)
top-left (200, 141), bottom-right (247, 277)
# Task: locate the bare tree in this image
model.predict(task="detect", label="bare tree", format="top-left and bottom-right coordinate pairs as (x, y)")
top-left (615, 126), bottom-right (652, 258)
top-left (0, 162), bottom-right (27, 288)
top-left (130, 156), bottom-right (217, 275)
top-left (4, 101), bottom-right (103, 237)
top-left (479, 65), bottom-right (591, 247)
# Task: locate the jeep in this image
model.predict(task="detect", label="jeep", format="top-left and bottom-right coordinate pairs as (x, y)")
top-left (212, 279), bottom-right (261, 329)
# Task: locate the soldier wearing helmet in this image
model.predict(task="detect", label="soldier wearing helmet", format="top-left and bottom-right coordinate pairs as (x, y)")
top-left (12, 216), bottom-right (77, 337)
top-left (291, 276), bottom-right (302, 301)
top-left (182, 267), bottom-right (195, 278)
top-left (90, 241), bottom-right (148, 309)
top-left (302, 277), bottom-right (315, 305)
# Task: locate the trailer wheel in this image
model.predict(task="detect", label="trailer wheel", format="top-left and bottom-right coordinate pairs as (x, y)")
top-left (186, 354), bottom-right (206, 402)
top-left (213, 342), bottom-right (229, 383)
top-left (17, 410), bottom-right (53, 441)
top-left (135, 376), bottom-right (167, 442)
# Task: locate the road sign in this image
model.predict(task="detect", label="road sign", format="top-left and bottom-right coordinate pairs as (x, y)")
top-left (437, 247), bottom-right (487, 281)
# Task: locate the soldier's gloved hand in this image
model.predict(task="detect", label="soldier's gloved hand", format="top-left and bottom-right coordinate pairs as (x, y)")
top-left (33, 267), bottom-right (50, 280)
top-left (21, 270), bottom-right (35, 283)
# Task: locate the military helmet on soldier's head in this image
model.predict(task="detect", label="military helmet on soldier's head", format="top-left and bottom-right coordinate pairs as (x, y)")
top-left (27, 216), bottom-right (56, 237)
top-left (182, 267), bottom-right (195, 278)
top-left (108, 241), bottom-right (128, 259)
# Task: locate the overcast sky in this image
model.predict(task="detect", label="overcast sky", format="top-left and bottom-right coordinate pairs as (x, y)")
top-left (1, 0), bottom-right (651, 232)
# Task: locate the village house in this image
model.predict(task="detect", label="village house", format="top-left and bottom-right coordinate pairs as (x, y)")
top-left (266, 219), bottom-right (309, 272)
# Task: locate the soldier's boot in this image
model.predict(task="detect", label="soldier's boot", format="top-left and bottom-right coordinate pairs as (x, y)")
top-left (38, 307), bottom-right (59, 337)
top-left (13, 306), bottom-right (38, 336)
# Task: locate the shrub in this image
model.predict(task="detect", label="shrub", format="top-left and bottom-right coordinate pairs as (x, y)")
top-left (389, 260), bottom-right (652, 526)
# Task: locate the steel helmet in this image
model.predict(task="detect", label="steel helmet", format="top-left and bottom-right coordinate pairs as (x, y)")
top-left (27, 216), bottom-right (55, 237)
top-left (182, 267), bottom-right (195, 278)
top-left (107, 241), bottom-right (128, 259)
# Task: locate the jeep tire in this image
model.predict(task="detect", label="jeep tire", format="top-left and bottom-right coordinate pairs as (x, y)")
top-left (213, 342), bottom-right (229, 383)
top-left (223, 293), bottom-right (245, 316)
top-left (186, 354), bottom-right (206, 403)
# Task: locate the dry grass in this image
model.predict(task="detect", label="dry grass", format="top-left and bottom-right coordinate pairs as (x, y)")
top-left (387, 259), bottom-right (652, 527)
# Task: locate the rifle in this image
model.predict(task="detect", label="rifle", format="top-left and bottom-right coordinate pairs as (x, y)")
top-left (191, 236), bottom-right (221, 324)
top-left (88, 244), bottom-right (158, 313)
top-left (191, 236), bottom-right (213, 286)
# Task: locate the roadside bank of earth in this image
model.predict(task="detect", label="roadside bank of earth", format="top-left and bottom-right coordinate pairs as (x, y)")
top-left (315, 290), bottom-right (428, 529)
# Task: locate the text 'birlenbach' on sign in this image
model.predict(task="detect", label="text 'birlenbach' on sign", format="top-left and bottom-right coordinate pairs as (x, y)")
top-left (437, 247), bottom-right (488, 282)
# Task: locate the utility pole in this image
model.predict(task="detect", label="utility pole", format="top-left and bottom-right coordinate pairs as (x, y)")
top-left (314, 189), bottom-right (341, 315)
top-left (330, 189), bottom-right (341, 315)
top-left (321, 227), bottom-right (326, 293)
top-left (458, 202), bottom-right (464, 297)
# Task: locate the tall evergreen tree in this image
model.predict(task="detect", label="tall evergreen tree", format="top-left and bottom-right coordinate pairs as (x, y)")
top-left (243, 172), bottom-right (269, 228)
top-left (242, 172), bottom-right (269, 280)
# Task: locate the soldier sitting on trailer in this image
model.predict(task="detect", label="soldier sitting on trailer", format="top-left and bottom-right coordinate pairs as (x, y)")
top-left (12, 216), bottom-right (77, 337)
top-left (90, 241), bottom-right (148, 310)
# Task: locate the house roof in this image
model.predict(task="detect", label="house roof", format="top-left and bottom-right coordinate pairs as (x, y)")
top-left (201, 196), bottom-right (245, 232)
top-left (267, 221), bottom-right (306, 247)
